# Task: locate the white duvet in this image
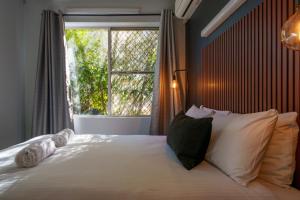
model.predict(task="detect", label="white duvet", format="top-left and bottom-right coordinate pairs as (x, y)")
top-left (0, 135), bottom-right (299, 200)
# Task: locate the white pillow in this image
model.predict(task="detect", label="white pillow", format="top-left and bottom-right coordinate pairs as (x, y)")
top-left (259, 112), bottom-right (299, 187)
top-left (200, 105), bottom-right (231, 116)
top-left (205, 110), bottom-right (278, 186)
top-left (206, 114), bottom-right (236, 150)
top-left (186, 105), bottom-right (214, 119)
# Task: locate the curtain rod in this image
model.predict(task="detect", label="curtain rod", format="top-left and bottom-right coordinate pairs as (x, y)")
top-left (63, 13), bottom-right (161, 17)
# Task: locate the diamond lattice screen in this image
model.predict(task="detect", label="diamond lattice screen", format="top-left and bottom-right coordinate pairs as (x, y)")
top-left (111, 29), bottom-right (159, 116)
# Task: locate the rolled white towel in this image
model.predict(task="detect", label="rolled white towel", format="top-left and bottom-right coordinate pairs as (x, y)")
top-left (15, 139), bottom-right (56, 168)
top-left (52, 128), bottom-right (74, 147)
top-left (64, 128), bottom-right (75, 139)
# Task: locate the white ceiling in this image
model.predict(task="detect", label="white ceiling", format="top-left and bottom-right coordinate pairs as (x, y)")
top-left (25, 0), bottom-right (175, 13)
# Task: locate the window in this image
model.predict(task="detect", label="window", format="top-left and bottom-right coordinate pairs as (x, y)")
top-left (65, 27), bottom-right (159, 116)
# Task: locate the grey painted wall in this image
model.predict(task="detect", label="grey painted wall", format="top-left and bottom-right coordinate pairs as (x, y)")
top-left (22, 0), bottom-right (174, 139)
top-left (0, 0), bottom-right (25, 149)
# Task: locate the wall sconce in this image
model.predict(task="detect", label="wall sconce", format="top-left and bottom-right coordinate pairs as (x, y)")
top-left (281, 0), bottom-right (300, 50)
top-left (172, 69), bottom-right (187, 89)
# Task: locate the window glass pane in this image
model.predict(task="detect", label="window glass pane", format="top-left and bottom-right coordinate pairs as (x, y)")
top-left (111, 74), bottom-right (154, 116)
top-left (111, 29), bottom-right (159, 72)
top-left (65, 27), bottom-right (159, 116)
top-left (65, 29), bottom-right (108, 115)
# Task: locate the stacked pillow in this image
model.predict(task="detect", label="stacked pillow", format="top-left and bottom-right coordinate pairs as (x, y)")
top-left (259, 112), bottom-right (299, 187)
top-left (201, 105), bottom-right (299, 187)
top-left (205, 109), bottom-right (278, 186)
top-left (168, 105), bottom-right (299, 187)
top-left (199, 105), bottom-right (231, 116)
top-left (186, 105), bottom-right (214, 119)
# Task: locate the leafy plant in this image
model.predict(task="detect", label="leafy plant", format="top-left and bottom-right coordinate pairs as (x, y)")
top-left (65, 28), bottom-right (159, 116)
top-left (66, 29), bottom-right (108, 114)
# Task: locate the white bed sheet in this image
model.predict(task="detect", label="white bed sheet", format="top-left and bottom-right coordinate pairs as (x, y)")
top-left (0, 135), bottom-right (299, 200)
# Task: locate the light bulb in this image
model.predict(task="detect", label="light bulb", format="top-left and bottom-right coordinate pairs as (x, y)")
top-left (282, 6), bottom-right (300, 50)
top-left (172, 79), bottom-right (177, 89)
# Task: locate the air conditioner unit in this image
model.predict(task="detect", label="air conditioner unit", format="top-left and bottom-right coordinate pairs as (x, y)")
top-left (175, 0), bottom-right (202, 21)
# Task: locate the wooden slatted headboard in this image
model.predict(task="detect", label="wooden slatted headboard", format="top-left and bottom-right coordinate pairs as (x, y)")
top-left (193, 0), bottom-right (300, 188)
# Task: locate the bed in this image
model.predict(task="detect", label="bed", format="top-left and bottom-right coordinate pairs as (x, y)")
top-left (0, 134), bottom-right (299, 200)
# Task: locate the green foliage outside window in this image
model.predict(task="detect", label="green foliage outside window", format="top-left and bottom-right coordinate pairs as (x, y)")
top-left (66, 29), bottom-right (108, 115)
top-left (65, 28), bottom-right (159, 116)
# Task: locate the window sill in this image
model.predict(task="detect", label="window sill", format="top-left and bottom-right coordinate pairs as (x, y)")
top-left (74, 114), bottom-right (151, 118)
top-left (73, 115), bottom-right (151, 135)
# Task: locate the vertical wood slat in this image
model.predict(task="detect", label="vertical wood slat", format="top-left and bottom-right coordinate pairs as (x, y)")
top-left (259, 3), bottom-right (263, 112)
top-left (295, 0), bottom-right (300, 186)
top-left (244, 16), bottom-right (249, 113)
top-left (282, 0), bottom-right (288, 112)
top-left (240, 19), bottom-right (244, 113)
top-left (231, 28), bottom-right (236, 110)
top-left (277, 0), bottom-right (282, 113)
top-left (238, 21), bottom-right (240, 112)
top-left (232, 23), bottom-right (236, 112)
top-left (252, 9), bottom-right (256, 112)
top-left (255, 7), bottom-right (259, 112)
top-left (199, 0), bottom-right (300, 188)
top-left (220, 31), bottom-right (223, 109)
top-left (226, 28), bottom-right (230, 110)
top-left (263, 0), bottom-right (267, 111)
top-left (288, 0), bottom-right (295, 112)
top-left (251, 10), bottom-right (255, 112)
top-left (247, 13), bottom-right (251, 112)
top-left (267, 0), bottom-right (272, 110)
top-left (271, 0), bottom-right (277, 110)
top-left (215, 38), bottom-right (219, 107)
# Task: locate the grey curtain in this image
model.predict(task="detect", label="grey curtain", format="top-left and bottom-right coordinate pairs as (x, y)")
top-left (31, 10), bottom-right (72, 137)
top-left (150, 9), bottom-right (186, 135)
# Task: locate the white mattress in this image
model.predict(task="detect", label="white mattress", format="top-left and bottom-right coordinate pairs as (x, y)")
top-left (0, 135), bottom-right (299, 200)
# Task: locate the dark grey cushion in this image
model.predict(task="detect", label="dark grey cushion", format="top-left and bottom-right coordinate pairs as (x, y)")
top-left (167, 111), bottom-right (213, 170)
